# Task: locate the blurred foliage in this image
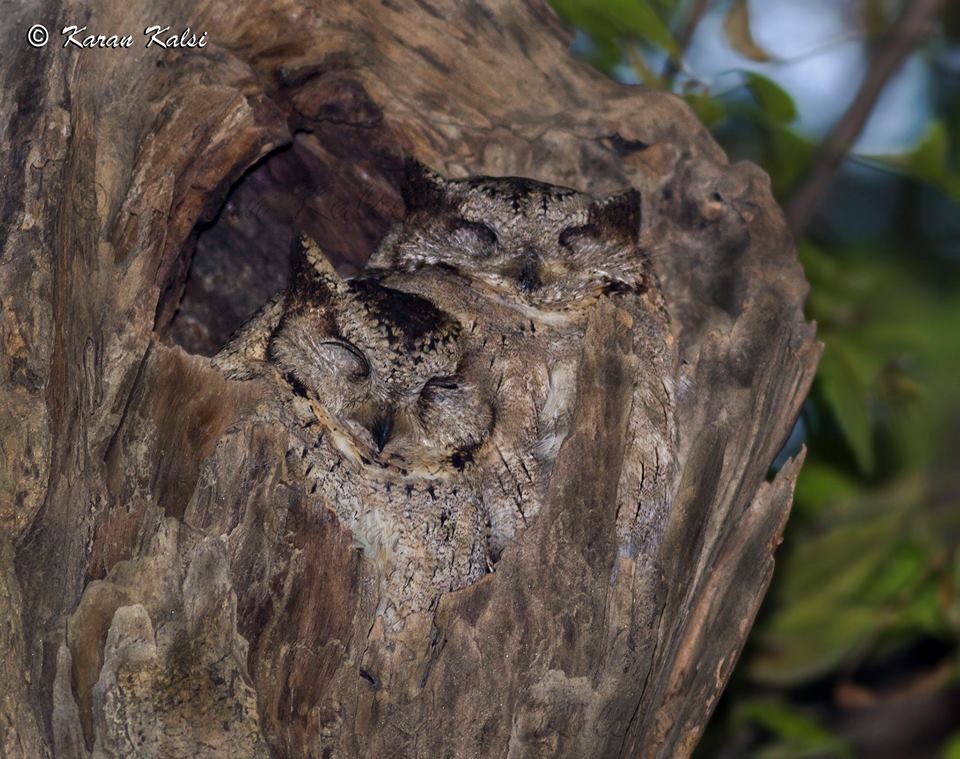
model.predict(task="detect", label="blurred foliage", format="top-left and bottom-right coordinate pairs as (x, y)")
top-left (549, 0), bottom-right (960, 755)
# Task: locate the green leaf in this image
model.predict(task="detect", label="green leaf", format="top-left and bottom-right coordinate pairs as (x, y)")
top-left (907, 121), bottom-right (949, 184)
top-left (744, 72), bottom-right (797, 124)
top-left (817, 338), bottom-right (877, 475)
top-left (583, 32), bottom-right (624, 73)
top-left (750, 603), bottom-right (881, 685)
top-left (859, 542), bottom-right (926, 604)
top-left (951, 552), bottom-right (960, 629)
top-left (736, 701), bottom-right (852, 758)
top-left (870, 121), bottom-right (960, 199)
top-left (762, 123), bottom-right (815, 197)
top-left (650, 0), bottom-right (680, 11)
top-left (793, 461), bottom-right (859, 515)
top-left (724, 0), bottom-right (774, 62)
top-left (943, 732), bottom-right (960, 759)
top-left (550, 0), bottom-right (679, 57)
top-left (683, 91), bottom-right (728, 128)
top-left (777, 510), bottom-right (902, 603)
top-left (896, 578), bottom-right (947, 636)
top-left (749, 498), bottom-right (914, 684)
top-left (617, 0), bottom-right (679, 55)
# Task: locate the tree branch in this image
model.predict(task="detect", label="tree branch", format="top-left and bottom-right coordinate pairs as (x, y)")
top-left (663, 0), bottom-right (712, 84)
top-left (785, 0), bottom-right (943, 236)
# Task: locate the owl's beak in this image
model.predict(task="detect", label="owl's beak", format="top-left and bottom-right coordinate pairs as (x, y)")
top-left (369, 409), bottom-right (394, 453)
top-left (517, 248), bottom-right (542, 293)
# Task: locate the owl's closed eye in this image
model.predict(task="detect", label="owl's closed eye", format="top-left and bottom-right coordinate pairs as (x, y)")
top-left (368, 160), bottom-right (646, 303)
top-left (449, 219), bottom-right (498, 257)
top-left (268, 237), bottom-right (494, 466)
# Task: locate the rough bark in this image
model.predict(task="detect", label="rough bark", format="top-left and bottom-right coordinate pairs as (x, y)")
top-left (0, 1), bottom-right (820, 757)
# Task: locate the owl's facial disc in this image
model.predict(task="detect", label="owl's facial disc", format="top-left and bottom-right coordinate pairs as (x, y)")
top-left (372, 168), bottom-right (645, 306)
top-left (269, 277), bottom-right (494, 470)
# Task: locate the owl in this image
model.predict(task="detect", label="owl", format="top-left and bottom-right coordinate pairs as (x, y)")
top-left (214, 163), bottom-right (668, 622)
top-left (269, 239), bottom-right (495, 470)
top-left (367, 160), bottom-right (647, 307)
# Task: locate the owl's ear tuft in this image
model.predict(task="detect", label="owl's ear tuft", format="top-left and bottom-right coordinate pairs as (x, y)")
top-left (402, 158), bottom-right (451, 212)
top-left (292, 234), bottom-right (346, 296)
top-left (588, 189), bottom-right (641, 242)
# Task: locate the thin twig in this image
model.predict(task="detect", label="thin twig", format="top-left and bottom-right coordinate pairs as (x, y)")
top-left (785, 0), bottom-right (944, 236)
top-left (663, 0), bottom-right (712, 85)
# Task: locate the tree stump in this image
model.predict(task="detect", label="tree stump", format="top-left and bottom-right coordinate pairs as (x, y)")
top-left (0, 1), bottom-right (820, 757)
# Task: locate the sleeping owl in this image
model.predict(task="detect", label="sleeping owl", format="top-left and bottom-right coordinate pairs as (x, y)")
top-left (367, 160), bottom-right (647, 306)
top-left (213, 162), bottom-right (667, 622)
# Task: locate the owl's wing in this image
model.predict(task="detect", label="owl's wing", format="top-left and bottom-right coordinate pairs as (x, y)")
top-left (212, 293), bottom-right (287, 379)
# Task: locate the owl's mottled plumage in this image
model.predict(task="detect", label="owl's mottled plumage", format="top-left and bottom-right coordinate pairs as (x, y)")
top-left (215, 163), bottom-right (673, 625)
top-left (368, 162), bottom-right (647, 305)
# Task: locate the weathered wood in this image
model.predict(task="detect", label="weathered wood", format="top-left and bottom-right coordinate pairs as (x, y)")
top-left (0, 1), bottom-right (819, 756)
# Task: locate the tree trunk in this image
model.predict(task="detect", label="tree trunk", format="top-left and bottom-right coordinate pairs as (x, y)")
top-left (0, 1), bottom-right (820, 757)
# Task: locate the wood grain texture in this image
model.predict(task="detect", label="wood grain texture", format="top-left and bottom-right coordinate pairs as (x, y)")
top-left (0, 0), bottom-right (820, 756)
